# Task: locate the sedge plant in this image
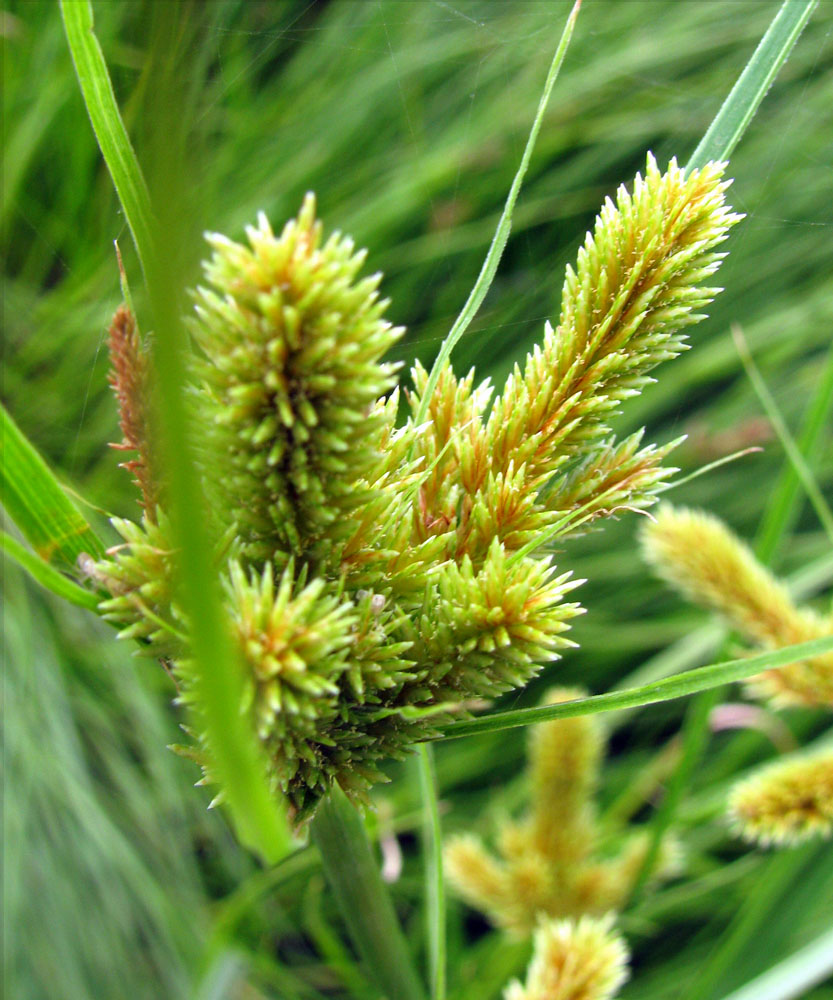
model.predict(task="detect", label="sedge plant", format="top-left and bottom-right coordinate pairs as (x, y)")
top-left (4, 2), bottom-right (831, 998)
top-left (90, 154), bottom-right (740, 822)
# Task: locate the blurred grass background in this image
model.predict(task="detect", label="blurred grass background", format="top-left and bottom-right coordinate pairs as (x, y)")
top-left (3, 1), bottom-right (832, 997)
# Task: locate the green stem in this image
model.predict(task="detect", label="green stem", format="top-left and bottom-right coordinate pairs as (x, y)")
top-left (61, 0), bottom-right (290, 865)
top-left (311, 786), bottom-right (425, 1000)
top-left (433, 636), bottom-right (833, 740)
top-left (417, 744), bottom-right (446, 1000)
top-left (627, 686), bottom-right (721, 906)
top-left (412, 0), bottom-right (581, 432)
top-left (60, 0), bottom-right (155, 277)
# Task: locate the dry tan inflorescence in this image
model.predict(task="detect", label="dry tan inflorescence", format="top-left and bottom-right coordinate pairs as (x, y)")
top-left (503, 914), bottom-right (629, 1000)
top-left (728, 748), bottom-right (833, 846)
top-left (92, 155), bottom-right (740, 820)
top-left (641, 504), bottom-right (833, 707)
top-left (445, 688), bottom-right (678, 935)
top-left (641, 504), bottom-right (833, 847)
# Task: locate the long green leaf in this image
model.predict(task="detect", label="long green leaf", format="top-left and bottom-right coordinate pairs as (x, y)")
top-left (734, 324), bottom-right (833, 547)
top-left (417, 744), bottom-right (446, 1000)
top-left (715, 927), bottom-right (833, 1000)
top-left (435, 636), bottom-right (833, 740)
top-left (413, 0), bottom-right (580, 430)
top-left (756, 343), bottom-right (833, 562)
top-left (60, 0), bottom-right (155, 276)
top-left (2, 532), bottom-right (100, 611)
top-left (686, 0), bottom-right (817, 170)
top-left (311, 786), bottom-right (425, 1000)
top-left (1, 402), bottom-right (104, 568)
top-left (61, 0), bottom-right (290, 864)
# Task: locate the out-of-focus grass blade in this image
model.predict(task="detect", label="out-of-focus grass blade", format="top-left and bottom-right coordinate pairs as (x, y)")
top-left (311, 786), bottom-right (425, 1000)
top-left (733, 325), bottom-right (833, 547)
top-left (1, 532), bottom-right (99, 611)
top-left (417, 743), bottom-right (446, 1000)
top-left (60, 0), bottom-right (291, 864)
top-left (756, 344), bottom-right (833, 562)
top-left (413, 0), bottom-right (581, 429)
top-left (60, 0), bottom-right (155, 277)
top-left (715, 926), bottom-right (833, 1000)
top-left (687, 0), bottom-right (817, 170)
top-left (436, 636), bottom-right (833, 740)
top-left (1, 402), bottom-right (104, 567)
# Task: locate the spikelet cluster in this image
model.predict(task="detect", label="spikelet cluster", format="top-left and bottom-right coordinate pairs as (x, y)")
top-left (92, 157), bottom-right (738, 819)
top-left (728, 748), bottom-right (833, 846)
top-left (504, 915), bottom-right (629, 1000)
top-left (409, 156), bottom-right (740, 563)
top-left (190, 196), bottom-right (403, 567)
top-left (641, 504), bottom-right (833, 707)
top-left (445, 689), bottom-right (678, 934)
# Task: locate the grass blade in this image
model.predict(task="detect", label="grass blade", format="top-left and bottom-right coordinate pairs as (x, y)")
top-left (715, 926), bottom-right (833, 1000)
top-left (61, 0), bottom-right (291, 864)
top-left (755, 343), bottom-right (833, 562)
top-left (1, 402), bottom-right (104, 568)
top-left (686, 0), bottom-right (817, 170)
top-left (413, 0), bottom-right (581, 429)
top-left (435, 636), bottom-right (833, 740)
top-left (733, 325), bottom-right (833, 547)
top-left (627, 687), bottom-right (721, 906)
top-left (417, 743), bottom-right (446, 1000)
top-left (60, 0), bottom-right (155, 276)
top-left (2, 531), bottom-right (99, 611)
top-left (311, 785), bottom-right (425, 1000)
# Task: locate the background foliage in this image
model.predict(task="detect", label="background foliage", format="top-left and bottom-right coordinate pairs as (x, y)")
top-left (3, 1), bottom-right (832, 997)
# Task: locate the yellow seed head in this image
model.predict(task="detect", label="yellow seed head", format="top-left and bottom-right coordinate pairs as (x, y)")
top-left (503, 915), bottom-right (629, 1000)
top-left (641, 504), bottom-right (833, 707)
top-left (728, 748), bottom-right (833, 846)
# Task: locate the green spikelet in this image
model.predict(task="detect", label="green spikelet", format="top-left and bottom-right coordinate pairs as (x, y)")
top-left (484, 154), bottom-right (742, 488)
top-left (410, 543), bottom-right (584, 701)
top-left (191, 194), bottom-right (403, 563)
top-left (405, 156), bottom-right (740, 562)
top-left (94, 513), bottom-right (184, 659)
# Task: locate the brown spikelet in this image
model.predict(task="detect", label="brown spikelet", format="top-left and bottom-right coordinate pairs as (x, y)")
top-left (107, 305), bottom-right (159, 515)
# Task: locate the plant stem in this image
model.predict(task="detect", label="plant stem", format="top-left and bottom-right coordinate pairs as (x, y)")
top-left (412, 0), bottom-right (581, 432)
top-left (311, 786), bottom-right (425, 1000)
top-left (417, 744), bottom-right (446, 1000)
top-left (433, 636), bottom-right (833, 740)
top-left (755, 343), bottom-right (833, 563)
